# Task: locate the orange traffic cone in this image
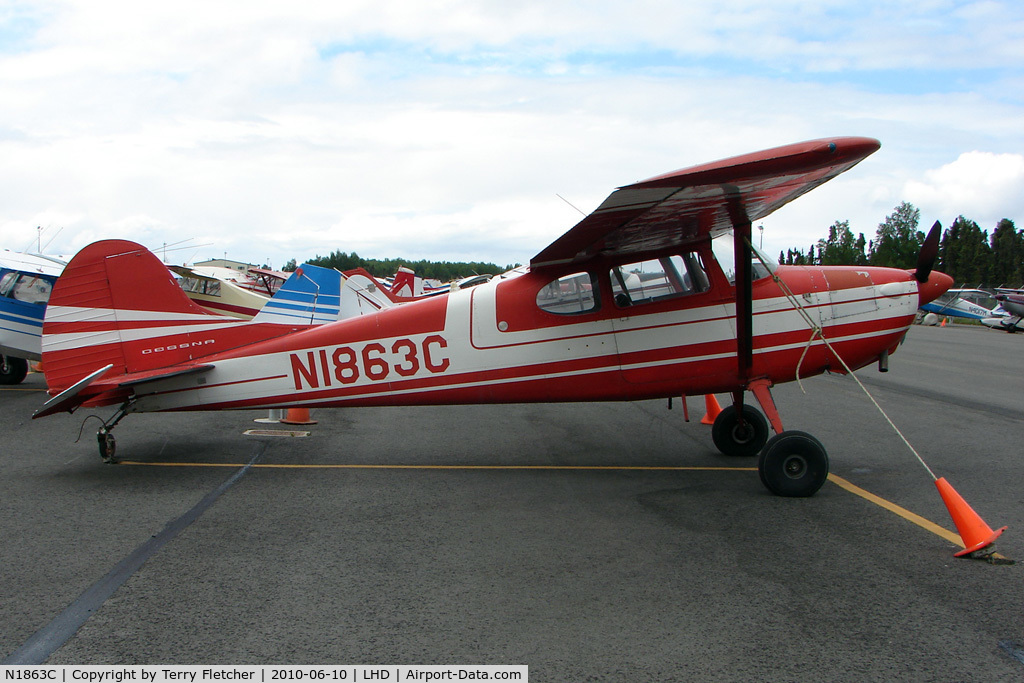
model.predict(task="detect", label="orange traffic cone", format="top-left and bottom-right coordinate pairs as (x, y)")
top-left (940, 317), bottom-right (947, 327)
top-left (280, 407), bottom-right (318, 426)
top-left (700, 395), bottom-right (722, 425)
top-left (935, 477), bottom-right (1006, 557)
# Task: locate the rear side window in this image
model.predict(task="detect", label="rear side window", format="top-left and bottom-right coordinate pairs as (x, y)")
top-left (536, 272), bottom-right (598, 315)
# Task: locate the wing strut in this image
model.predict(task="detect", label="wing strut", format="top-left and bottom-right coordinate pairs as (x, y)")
top-left (726, 186), bottom-right (753, 383)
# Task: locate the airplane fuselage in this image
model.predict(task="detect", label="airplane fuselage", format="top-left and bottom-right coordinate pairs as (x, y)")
top-left (125, 247), bottom-right (923, 415)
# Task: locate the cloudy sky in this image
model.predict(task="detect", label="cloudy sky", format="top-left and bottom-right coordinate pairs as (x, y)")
top-left (2, 0), bottom-right (1023, 270)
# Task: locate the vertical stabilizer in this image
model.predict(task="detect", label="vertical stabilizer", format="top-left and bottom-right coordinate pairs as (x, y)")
top-left (41, 240), bottom-right (246, 392)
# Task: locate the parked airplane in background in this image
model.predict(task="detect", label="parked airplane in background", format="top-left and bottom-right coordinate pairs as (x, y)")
top-left (982, 289), bottom-right (1024, 332)
top-left (0, 251), bottom-right (65, 384)
top-left (169, 265), bottom-right (273, 319)
top-left (33, 137), bottom-right (953, 497)
top-left (919, 288), bottom-right (1003, 325)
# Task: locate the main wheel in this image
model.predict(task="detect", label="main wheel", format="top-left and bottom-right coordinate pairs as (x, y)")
top-left (0, 355), bottom-right (29, 385)
top-left (758, 431), bottom-right (829, 497)
top-left (712, 404), bottom-right (769, 457)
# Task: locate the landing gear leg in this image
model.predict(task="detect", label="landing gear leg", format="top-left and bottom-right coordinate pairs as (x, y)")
top-left (96, 403), bottom-right (131, 464)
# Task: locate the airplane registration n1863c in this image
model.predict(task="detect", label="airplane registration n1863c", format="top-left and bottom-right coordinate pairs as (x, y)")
top-left (33, 137), bottom-right (953, 497)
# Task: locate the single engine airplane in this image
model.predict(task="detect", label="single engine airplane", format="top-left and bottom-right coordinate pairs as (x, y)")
top-left (34, 137), bottom-right (953, 496)
top-left (919, 287), bottom-right (1003, 325)
top-left (982, 289), bottom-right (1024, 332)
top-left (1, 251), bottom-right (66, 384)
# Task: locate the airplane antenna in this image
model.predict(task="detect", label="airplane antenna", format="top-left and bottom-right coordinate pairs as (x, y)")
top-left (556, 194), bottom-right (587, 216)
top-left (41, 227), bottom-right (63, 252)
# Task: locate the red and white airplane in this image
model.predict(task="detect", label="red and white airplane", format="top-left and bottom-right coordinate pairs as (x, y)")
top-left (33, 137), bottom-right (953, 497)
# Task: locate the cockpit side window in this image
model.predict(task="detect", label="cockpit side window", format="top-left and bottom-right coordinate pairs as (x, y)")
top-left (711, 233), bottom-right (774, 284)
top-left (536, 272), bottom-right (599, 315)
top-left (610, 253), bottom-right (709, 308)
top-left (3, 274), bottom-right (54, 304)
top-left (0, 272), bottom-right (17, 298)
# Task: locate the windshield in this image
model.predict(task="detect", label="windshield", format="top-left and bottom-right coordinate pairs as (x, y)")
top-left (711, 233), bottom-right (775, 284)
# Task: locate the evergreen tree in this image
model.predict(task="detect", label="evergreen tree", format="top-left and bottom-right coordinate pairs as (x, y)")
top-left (869, 202), bottom-right (923, 268)
top-left (816, 220), bottom-right (869, 265)
top-left (989, 218), bottom-right (1023, 286)
top-left (947, 216), bottom-right (990, 285)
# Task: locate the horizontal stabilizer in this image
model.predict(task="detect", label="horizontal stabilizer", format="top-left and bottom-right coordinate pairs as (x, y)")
top-left (33, 363), bottom-right (114, 419)
top-left (118, 363), bottom-right (215, 388)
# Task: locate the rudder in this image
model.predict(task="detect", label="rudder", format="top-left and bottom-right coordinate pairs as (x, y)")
top-left (41, 240), bottom-right (245, 392)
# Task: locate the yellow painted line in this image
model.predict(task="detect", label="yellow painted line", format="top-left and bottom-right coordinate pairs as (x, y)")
top-left (0, 387), bottom-right (45, 392)
top-left (117, 461), bottom-right (758, 471)
top-left (114, 462), bottom-right (1004, 558)
top-left (828, 473), bottom-right (964, 548)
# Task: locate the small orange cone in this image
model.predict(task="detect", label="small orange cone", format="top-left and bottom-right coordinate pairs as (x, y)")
top-left (700, 395), bottom-right (722, 425)
top-left (935, 477), bottom-right (1006, 557)
top-left (940, 317), bottom-right (947, 327)
top-left (280, 407), bottom-right (318, 425)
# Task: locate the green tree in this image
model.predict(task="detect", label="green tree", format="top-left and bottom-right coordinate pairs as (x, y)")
top-left (303, 250), bottom-right (508, 282)
top-left (816, 220), bottom-right (868, 265)
top-left (868, 202), bottom-right (923, 268)
top-left (936, 216), bottom-right (989, 285)
top-left (989, 218), bottom-right (1023, 286)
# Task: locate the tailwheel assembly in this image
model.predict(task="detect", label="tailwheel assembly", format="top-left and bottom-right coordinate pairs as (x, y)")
top-left (711, 403), bottom-right (769, 457)
top-left (97, 428), bottom-right (116, 464)
top-left (94, 401), bottom-right (132, 464)
top-left (758, 430), bottom-right (829, 497)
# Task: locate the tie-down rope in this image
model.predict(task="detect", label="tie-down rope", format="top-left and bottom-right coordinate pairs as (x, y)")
top-left (747, 242), bottom-right (938, 481)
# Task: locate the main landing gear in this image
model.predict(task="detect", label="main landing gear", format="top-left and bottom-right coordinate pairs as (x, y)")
top-left (710, 382), bottom-right (829, 497)
top-left (0, 355), bottom-right (29, 385)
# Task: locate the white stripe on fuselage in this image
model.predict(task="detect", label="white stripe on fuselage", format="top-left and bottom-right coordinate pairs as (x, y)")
top-left (126, 279), bottom-right (918, 413)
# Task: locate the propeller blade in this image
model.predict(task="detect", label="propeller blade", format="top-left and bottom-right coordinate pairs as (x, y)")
top-left (914, 221), bottom-right (941, 283)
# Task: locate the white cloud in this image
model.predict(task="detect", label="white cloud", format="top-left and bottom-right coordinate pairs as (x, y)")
top-left (1, 1), bottom-right (1023, 269)
top-left (904, 152), bottom-right (1024, 228)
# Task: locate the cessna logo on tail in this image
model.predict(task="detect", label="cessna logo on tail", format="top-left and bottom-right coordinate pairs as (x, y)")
top-left (290, 335), bottom-right (450, 390)
top-left (141, 339), bottom-right (216, 355)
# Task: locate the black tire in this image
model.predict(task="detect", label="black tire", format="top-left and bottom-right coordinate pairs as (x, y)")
top-left (758, 431), bottom-right (829, 497)
top-left (712, 403), bottom-right (769, 457)
top-left (98, 431), bottom-right (117, 463)
top-left (0, 355), bottom-right (29, 385)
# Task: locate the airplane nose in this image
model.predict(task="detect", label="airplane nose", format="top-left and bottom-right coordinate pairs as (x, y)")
top-left (917, 270), bottom-right (953, 307)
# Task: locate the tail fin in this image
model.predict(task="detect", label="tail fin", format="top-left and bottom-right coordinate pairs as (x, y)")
top-left (253, 264), bottom-right (401, 325)
top-left (253, 263), bottom-right (344, 325)
top-left (390, 266), bottom-right (421, 298)
top-left (42, 240), bottom-right (272, 393)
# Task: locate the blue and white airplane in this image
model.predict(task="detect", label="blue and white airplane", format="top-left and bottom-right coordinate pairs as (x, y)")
top-left (0, 251), bottom-right (66, 384)
top-left (919, 288), bottom-right (1004, 324)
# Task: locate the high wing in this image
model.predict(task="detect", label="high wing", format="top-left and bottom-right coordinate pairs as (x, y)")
top-left (531, 137), bottom-right (880, 269)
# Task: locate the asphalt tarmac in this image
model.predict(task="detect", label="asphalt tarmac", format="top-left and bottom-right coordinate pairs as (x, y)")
top-left (1, 323), bottom-right (1022, 680)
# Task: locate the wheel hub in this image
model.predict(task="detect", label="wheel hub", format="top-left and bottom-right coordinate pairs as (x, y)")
top-left (783, 454), bottom-right (807, 479)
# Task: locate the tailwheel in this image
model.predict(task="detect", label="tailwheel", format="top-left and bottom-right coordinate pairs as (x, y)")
top-left (712, 404), bottom-right (769, 457)
top-left (758, 431), bottom-right (829, 497)
top-left (97, 429), bottom-right (117, 464)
